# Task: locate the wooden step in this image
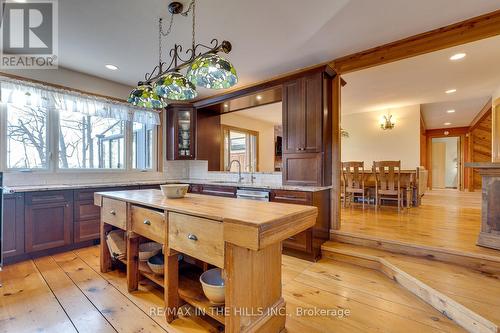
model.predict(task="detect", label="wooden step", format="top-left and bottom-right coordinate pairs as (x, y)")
top-left (322, 242), bottom-right (500, 333)
top-left (329, 231), bottom-right (500, 275)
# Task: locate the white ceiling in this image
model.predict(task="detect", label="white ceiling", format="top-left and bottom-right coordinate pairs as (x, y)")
top-left (342, 35), bottom-right (500, 129)
top-left (421, 97), bottom-right (490, 129)
top-left (58, 0), bottom-right (500, 99)
top-left (230, 102), bottom-right (282, 125)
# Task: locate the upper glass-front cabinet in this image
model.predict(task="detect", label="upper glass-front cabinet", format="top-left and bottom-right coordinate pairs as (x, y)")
top-left (167, 104), bottom-right (196, 160)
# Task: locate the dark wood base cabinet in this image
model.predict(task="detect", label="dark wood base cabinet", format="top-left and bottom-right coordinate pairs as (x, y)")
top-left (2, 193), bottom-right (25, 259)
top-left (25, 191), bottom-right (73, 253)
top-left (270, 189), bottom-right (330, 261)
top-left (2, 185), bottom-right (154, 265)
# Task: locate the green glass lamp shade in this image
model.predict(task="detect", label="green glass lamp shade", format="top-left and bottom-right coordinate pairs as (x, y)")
top-left (187, 53), bottom-right (238, 89)
top-left (128, 84), bottom-right (164, 109)
top-left (155, 72), bottom-right (197, 101)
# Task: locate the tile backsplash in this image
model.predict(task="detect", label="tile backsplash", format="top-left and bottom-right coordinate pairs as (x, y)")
top-left (164, 160), bottom-right (282, 184)
top-left (3, 170), bottom-right (165, 187)
top-left (4, 159), bottom-right (282, 187)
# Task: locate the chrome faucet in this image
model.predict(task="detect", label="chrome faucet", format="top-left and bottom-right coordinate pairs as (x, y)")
top-left (228, 160), bottom-right (244, 183)
top-left (248, 164), bottom-right (256, 184)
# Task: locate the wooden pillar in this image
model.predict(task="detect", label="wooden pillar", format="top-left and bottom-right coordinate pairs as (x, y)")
top-left (331, 75), bottom-right (342, 231)
top-left (493, 101), bottom-right (500, 162)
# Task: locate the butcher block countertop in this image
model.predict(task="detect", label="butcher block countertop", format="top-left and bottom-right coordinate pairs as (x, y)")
top-left (95, 189), bottom-right (318, 250)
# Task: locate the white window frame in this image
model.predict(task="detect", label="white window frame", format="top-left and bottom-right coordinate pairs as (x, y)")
top-left (0, 103), bottom-right (159, 174)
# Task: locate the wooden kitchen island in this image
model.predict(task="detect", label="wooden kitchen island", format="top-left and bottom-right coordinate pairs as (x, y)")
top-left (94, 189), bottom-right (317, 333)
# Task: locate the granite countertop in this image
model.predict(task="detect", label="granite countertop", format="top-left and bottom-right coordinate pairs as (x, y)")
top-left (166, 179), bottom-right (332, 192)
top-left (2, 180), bottom-right (167, 193)
top-left (4, 179), bottom-right (331, 193)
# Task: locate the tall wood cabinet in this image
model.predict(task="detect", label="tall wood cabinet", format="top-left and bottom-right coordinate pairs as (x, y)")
top-left (2, 193), bottom-right (25, 259)
top-left (166, 104), bottom-right (196, 160)
top-left (282, 69), bottom-right (333, 186)
top-left (24, 191), bottom-right (73, 253)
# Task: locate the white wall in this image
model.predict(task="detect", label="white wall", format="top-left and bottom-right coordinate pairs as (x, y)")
top-left (341, 105), bottom-right (421, 169)
top-left (220, 113), bottom-right (276, 172)
top-left (1, 67), bottom-right (133, 99)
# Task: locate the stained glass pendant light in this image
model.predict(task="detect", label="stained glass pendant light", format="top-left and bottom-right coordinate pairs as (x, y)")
top-left (187, 52), bottom-right (238, 89)
top-left (155, 71), bottom-right (197, 100)
top-left (128, 1), bottom-right (237, 108)
top-left (127, 83), bottom-right (164, 109)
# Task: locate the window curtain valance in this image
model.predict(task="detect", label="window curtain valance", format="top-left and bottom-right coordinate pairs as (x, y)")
top-left (0, 78), bottom-right (161, 125)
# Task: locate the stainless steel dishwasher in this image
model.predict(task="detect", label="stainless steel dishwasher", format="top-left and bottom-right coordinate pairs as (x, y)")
top-left (236, 188), bottom-right (270, 202)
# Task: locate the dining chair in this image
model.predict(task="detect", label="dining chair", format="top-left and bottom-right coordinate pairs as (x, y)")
top-left (372, 160), bottom-right (404, 211)
top-left (342, 161), bottom-right (369, 208)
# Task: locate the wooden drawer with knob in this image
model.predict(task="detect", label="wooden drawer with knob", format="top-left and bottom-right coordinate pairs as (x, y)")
top-left (101, 198), bottom-right (127, 229)
top-left (168, 212), bottom-right (224, 268)
top-left (282, 230), bottom-right (311, 252)
top-left (130, 205), bottom-right (165, 244)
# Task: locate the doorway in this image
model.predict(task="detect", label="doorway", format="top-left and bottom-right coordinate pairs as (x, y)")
top-left (431, 137), bottom-right (460, 189)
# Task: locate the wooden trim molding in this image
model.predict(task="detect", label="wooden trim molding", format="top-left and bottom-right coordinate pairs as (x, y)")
top-left (425, 126), bottom-right (469, 138)
top-left (470, 98), bottom-right (493, 131)
top-left (494, 97), bottom-right (500, 108)
top-left (330, 10), bottom-right (500, 74)
top-left (220, 124), bottom-right (260, 172)
top-left (193, 65), bottom-right (335, 109)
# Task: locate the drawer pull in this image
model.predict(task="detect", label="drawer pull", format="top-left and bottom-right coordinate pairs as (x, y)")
top-left (187, 234), bottom-right (198, 241)
top-left (288, 236), bottom-right (296, 241)
top-left (110, 210), bottom-right (116, 215)
top-left (143, 219), bottom-right (152, 226)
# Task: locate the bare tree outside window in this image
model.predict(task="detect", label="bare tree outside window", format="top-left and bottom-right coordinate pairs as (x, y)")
top-left (7, 105), bottom-right (48, 169)
top-left (59, 110), bottom-right (125, 169)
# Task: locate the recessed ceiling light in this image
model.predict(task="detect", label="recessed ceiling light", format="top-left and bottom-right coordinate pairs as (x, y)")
top-left (447, 109), bottom-right (456, 113)
top-left (256, 95), bottom-right (262, 100)
top-left (450, 53), bottom-right (466, 61)
top-left (444, 122), bottom-right (452, 126)
top-left (445, 89), bottom-right (457, 94)
top-left (12, 0), bottom-right (27, 2)
top-left (105, 64), bottom-right (119, 71)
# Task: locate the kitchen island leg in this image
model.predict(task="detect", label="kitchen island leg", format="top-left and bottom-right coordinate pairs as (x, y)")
top-left (224, 242), bottom-right (286, 333)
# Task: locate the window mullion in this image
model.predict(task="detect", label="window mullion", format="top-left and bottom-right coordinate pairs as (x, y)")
top-left (125, 120), bottom-right (132, 171)
top-left (49, 107), bottom-right (58, 172)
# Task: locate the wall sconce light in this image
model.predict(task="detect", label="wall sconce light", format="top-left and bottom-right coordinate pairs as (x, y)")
top-left (380, 114), bottom-right (395, 130)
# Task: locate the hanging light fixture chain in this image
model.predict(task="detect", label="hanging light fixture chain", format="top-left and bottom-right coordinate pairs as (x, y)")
top-left (158, 13), bottom-right (175, 67)
top-left (191, 0), bottom-right (196, 50)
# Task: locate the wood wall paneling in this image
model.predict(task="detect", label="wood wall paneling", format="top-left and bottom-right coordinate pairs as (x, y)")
top-left (196, 109), bottom-right (222, 171)
top-left (470, 110), bottom-right (493, 190)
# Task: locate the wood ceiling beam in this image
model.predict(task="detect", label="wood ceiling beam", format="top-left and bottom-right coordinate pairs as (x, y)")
top-left (330, 10), bottom-right (500, 74)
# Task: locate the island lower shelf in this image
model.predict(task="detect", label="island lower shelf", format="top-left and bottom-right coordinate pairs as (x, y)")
top-left (120, 258), bottom-right (226, 325)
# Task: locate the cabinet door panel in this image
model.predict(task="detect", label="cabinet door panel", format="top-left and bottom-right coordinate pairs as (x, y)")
top-left (303, 73), bottom-right (323, 152)
top-left (282, 79), bottom-right (304, 153)
top-left (25, 201), bottom-right (73, 252)
top-left (74, 219), bottom-right (100, 243)
top-left (75, 200), bottom-right (100, 221)
top-left (283, 153), bottom-right (323, 186)
top-left (2, 194), bottom-right (25, 258)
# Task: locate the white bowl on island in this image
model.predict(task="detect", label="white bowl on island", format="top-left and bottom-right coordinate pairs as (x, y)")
top-left (200, 268), bottom-right (225, 305)
top-left (160, 184), bottom-right (189, 198)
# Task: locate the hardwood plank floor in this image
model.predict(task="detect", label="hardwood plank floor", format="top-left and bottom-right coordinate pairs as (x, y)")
top-left (338, 189), bottom-right (500, 258)
top-left (0, 246), bottom-right (465, 332)
top-left (323, 242), bottom-right (500, 332)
